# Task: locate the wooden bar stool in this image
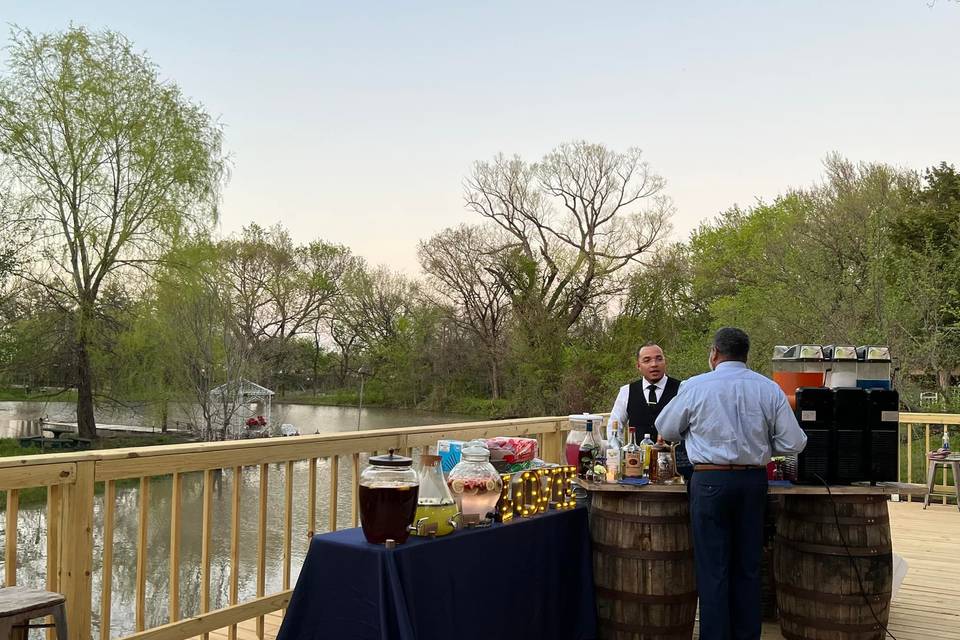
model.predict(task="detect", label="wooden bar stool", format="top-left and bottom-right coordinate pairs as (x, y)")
top-left (0, 587), bottom-right (66, 640)
top-left (924, 456), bottom-right (960, 511)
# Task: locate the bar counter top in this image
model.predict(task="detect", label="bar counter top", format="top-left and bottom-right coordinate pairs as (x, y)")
top-left (578, 479), bottom-right (928, 495)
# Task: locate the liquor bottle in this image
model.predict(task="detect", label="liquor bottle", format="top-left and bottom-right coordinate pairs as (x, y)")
top-left (578, 419), bottom-right (600, 479)
top-left (605, 421), bottom-right (623, 482)
top-left (652, 436), bottom-right (673, 483)
top-left (640, 433), bottom-right (655, 478)
top-left (623, 427), bottom-right (643, 478)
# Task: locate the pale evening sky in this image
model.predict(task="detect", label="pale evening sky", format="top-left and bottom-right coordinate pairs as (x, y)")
top-left (2, 1), bottom-right (959, 273)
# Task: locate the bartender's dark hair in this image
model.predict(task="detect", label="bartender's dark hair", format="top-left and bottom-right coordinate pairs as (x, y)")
top-left (712, 327), bottom-right (749, 361)
top-left (636, 342), bottom-right (662, 358)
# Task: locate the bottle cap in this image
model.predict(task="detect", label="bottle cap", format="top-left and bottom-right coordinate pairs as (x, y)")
top-left (385, 539), bottom-right (396, 549)
top-left (644, 433), bottom-right (651, 438)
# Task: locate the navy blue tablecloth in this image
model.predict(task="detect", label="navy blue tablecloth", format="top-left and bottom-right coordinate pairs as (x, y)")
top-left (277, 506), bottom-right (597, 640)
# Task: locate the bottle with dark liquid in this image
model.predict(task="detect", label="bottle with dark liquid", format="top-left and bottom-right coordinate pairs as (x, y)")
top-left (578, 419), bottom-right (600, 479)
top-left (358, 450), bottom-right (420, 544)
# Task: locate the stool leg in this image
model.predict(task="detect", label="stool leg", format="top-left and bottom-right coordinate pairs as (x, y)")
top-left (924, 460), bottom-right (936, 509)
top-left (51, 604), bottom-right (67, 640)
top-left (952, 462), bottom-right (960, 513)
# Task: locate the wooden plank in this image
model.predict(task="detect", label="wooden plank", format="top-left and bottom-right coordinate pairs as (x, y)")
top-left (60, 460), bottom-right (94, 640)
top-left (256, 464), bottom-right (268, 640)
top-left (327, 456), bottom-right (338, 533)
top-left (580, 480), bottom-right (928, 495)
top-left (351, 453), bottom-right (359, 528)
top-left (200, 469), bottom-right (214, 640)
top-left (307, 458), bottom-right (317, 541)
top-left (0, 463), bottom-right (75, 489)
top-left (136, 477), bottom-right (149, 632)
top-left (100, 480), bottom-right (116, 640)
top-left (283, 461), bottom-right (293, 592)
top-left (5, 489), bottom-right (18, 586)
top-left (229, 466), bottom-right (241, 640)
top-left (116, 592), bottom-right (292, 640)
top-left (94, 435), bottom-right (408, 482)
top-left (899, 412), bottom-right (960, 425)
top-left (907, 423), bottom-right (913, 484)
top-left (46, 483), bottom-right (61, 640)
top-left (169, 471), bottom-right (182, 623)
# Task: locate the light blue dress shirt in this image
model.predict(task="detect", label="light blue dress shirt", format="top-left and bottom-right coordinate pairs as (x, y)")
top-left (655, 361), bottom-right (807, 466)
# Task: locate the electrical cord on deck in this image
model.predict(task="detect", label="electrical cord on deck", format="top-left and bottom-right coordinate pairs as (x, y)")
top-left (813, 473), bottom-right (898, 640)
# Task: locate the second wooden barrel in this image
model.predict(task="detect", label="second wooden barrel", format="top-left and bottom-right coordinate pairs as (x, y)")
top-left (774, 494), bottom-right (893, 640)
top-left (590, 491), bottom-right (696, 640)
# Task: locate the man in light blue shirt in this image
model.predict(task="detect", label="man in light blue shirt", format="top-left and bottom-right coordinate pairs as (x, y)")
top-left (656, 327), bottom-right (806, 640)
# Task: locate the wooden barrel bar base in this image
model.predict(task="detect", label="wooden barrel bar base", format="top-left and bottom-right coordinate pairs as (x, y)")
top-left (774, 494), bottom-right (892, 640)
top-left (590, 491), bottom-right (696, 640)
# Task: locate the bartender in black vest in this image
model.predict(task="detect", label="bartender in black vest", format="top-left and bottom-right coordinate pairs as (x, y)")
top-left (608, 343), bottom-right (691, 480)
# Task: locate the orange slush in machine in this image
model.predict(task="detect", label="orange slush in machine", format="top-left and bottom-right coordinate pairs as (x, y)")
top-left (772, 344), bottom-right (828, 409)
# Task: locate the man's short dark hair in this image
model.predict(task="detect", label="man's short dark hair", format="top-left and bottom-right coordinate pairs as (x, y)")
top-left (636, 342), bottom-right (662, 359)
top-left (712, 327), bottom-right (750, 361)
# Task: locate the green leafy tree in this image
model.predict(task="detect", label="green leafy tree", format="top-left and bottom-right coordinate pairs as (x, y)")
top-left (0, 26), bottom-right (226, 437)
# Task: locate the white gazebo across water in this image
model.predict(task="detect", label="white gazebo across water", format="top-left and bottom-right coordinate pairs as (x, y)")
top-left (209, 378), bottom-right (274, 439)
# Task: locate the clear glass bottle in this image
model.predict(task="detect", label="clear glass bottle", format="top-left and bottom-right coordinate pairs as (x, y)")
top-left (358, 450), bottom-right (419, 544)
top-left (447, 440), bottom-right (503, 522)
top-left (578, 419), bottom-right (600, 479)
top-left (653, 436), bottom-right (675, 484)
top-left (413, 454), bottom-right (460, 536)
top-left (605, 421), bottom-right (623, 483)
top-left (623, 426), bottom-right (643, 478)
top-left (640, 433), bottom-right (655, 478)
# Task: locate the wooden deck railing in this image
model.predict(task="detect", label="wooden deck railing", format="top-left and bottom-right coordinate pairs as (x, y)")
top-left (0, 411), bottom-right (955, 640)
top-left (0, 416), bottom-right (569, 640)
top-left (899, 412), bottom-right (956, 503)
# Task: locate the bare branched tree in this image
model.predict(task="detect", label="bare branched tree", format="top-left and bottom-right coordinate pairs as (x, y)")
top-left (465, 141), bottom-right (673, 328)
top-left (419, 224), bottom-right (511, 398)
top-left (219, 224), bottom-right (352, 376)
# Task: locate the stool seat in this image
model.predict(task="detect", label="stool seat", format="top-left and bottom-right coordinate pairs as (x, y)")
top-left (924, 458), bottom-right (960, 512)
top-left (0, 587), bottom-right (67, 640)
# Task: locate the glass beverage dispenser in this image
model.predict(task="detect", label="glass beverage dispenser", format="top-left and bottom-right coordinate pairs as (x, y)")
top-left (358, 450), bottom-right (419, 544)
top-left (413, 454), bottom-right (460, 536)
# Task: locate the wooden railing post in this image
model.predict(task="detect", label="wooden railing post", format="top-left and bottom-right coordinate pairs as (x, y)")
top-left (59, 461), bottom-right (95, 640)
top-left (540, 422), bottom-right (563, 465)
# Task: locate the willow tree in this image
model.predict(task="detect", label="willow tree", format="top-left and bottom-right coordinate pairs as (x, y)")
top-left (0, 27), bottom-right (225, 438)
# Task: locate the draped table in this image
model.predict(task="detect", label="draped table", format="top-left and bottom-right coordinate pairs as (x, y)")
top-left (277, 506), bottom-right (598, 640)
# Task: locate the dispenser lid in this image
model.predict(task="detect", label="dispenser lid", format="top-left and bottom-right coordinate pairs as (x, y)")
top-left (369, 450), bottom-right (413, 467)
top-left (857, 345), bottom-right (891, 362)
top-left (776, 344), bottom-right (824, 361)
top-left (826, 345), bottom-right (857, 361)
top-left (460, 439), bottom-right (491, 459)
top-left (568, 413), bottom-right (604, 424)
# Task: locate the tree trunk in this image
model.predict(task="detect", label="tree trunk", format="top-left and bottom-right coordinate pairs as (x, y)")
top-left (160, 399), bottom-right (168, 433)
top-left (76, 340), bottom-right (97, 440)
top-left (490, 357), bottom-right (500, 400)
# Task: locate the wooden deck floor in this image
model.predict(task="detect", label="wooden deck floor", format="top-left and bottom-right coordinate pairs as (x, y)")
top-left (205, 501), bottom-right (958, 640)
